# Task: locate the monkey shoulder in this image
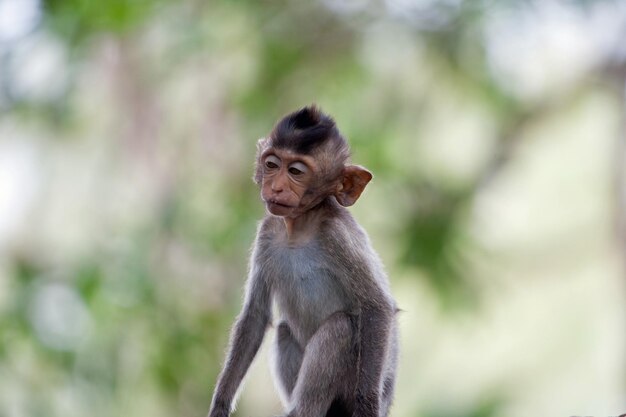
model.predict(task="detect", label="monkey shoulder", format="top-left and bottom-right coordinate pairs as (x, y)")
top-left (319, 209), bottom-right (395, 308)
top-left (319, 208), bottom-right (378, 267)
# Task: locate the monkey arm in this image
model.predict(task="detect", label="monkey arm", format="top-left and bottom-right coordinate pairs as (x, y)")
top-left (208, 271), bottom-right (272, 417)
top-left (354, 302), bottom-right (393, 417)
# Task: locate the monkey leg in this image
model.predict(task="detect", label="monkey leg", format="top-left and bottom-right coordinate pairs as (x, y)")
top-left (287, 311), bottom-right (354, 417)
top-left (274, 322), bottom-right (304, 405)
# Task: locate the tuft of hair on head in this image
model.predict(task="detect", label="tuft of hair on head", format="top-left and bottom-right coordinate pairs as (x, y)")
top-left (270, 105), bottom-right (346, 155)
top-left (290, 105), bottom-right (324, 130)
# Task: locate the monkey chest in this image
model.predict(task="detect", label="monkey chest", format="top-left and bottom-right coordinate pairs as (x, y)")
top-left (269, 247), bottom-right (346, 330)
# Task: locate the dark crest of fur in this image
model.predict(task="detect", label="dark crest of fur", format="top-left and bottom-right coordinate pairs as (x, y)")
top-left (270, 105), bottom-right (346, 154)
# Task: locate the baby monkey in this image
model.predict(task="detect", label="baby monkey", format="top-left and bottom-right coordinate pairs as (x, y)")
top-left (208, 106), bottom-right (398, 417)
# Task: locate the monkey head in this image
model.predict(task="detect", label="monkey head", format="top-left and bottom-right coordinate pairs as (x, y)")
top-left (254, 105), bottom-right (372, 218)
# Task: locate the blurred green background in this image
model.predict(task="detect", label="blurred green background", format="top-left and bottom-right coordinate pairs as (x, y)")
top-left (1, 0), bottom-right (625, 416)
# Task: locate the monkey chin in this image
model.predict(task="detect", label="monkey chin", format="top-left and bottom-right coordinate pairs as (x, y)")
top-left (265, 201), bottom-right (296, 217)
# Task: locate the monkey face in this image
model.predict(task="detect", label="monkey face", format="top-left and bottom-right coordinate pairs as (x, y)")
top-left (260, 148), bottom-right (320, 218)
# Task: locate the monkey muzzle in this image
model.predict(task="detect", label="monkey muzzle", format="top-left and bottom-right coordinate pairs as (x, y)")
top-left (266, 199), bottom-right (295, 216)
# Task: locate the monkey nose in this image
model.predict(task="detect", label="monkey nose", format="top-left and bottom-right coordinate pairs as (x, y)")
top-left (271, 179), bottom-right (286, 192)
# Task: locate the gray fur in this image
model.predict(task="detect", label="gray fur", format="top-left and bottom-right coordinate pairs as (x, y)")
top-left (208, 198), bottom-right (398, 417)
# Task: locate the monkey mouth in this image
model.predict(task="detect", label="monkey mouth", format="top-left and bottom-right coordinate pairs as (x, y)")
top-left (266, 199), bottom-right (296, 215)
top-left (268, 200), bottom-right (293, 209)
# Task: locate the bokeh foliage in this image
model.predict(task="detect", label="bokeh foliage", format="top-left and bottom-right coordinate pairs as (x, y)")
top-left (1, 0), bottom-right (625, 417)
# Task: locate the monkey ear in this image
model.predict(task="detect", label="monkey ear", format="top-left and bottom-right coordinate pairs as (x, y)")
top-left (335, 165), bottom-right (373, 207)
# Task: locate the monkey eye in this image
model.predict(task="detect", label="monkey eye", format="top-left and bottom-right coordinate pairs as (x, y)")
top-left (288, 162), bottom-right (308, 176)
top-left (264, 155), bottom-right (281, 169)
